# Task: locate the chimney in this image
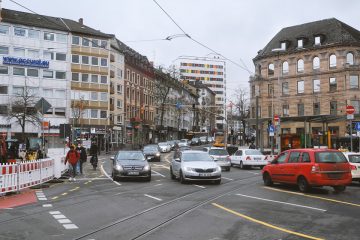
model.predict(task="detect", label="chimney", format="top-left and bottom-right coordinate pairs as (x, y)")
top-left (78, 18), bottom-right (83, 25)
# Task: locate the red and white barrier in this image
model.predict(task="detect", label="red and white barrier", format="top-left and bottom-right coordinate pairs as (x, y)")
top-left (0, 163), bottom-right (18, 193)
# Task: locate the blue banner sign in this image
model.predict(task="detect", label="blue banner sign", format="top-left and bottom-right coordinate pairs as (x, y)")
top-left (3, 56), bottom-right (49, 68)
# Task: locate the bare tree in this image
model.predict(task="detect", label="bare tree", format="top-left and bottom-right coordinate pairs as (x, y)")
top-left (71, 97), bottom-right (85, 127)
top-left (8, 84), bottom-right (41, 142)
top-left (232, 87), bottom-right (250, 144)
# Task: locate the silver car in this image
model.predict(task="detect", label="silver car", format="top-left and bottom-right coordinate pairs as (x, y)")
top-left (170, 150), bottom-right (221, 184)
top-left (208, 147), bottom-right (231, 171)
top-left (158, 142), bottom-right (171, 153)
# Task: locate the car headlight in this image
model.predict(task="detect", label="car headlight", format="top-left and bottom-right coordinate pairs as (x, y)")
top-left (216, 166), bottom-right (222, 172)
top-left (143, 164), bottom-right (150, 171)
top-left (155, 153), bottom-right (160, 156)
top-left (115, 164), bottom-right (123, 171)
top-left (185, 167), bottom-right (194, 172)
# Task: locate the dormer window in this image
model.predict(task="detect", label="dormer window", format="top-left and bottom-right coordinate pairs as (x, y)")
top-left (281, 42), bottom-right (286, 50)
top-left (297, 39), bottom-right (303, 48)
top-left (315, 36), bottom-right (321, 46)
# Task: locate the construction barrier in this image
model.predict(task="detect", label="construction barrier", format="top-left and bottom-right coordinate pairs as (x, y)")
top-left (48, 148), bottom-right (69, 178)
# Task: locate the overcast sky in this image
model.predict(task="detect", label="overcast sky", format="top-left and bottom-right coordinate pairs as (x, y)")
top-left (4, 0), bottom-right (360, 100)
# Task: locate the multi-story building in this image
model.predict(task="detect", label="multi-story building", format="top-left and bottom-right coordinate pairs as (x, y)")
top-left (250, 18), bottom-right (360, 151)
top-left (109, 37), bottom-right (125, 149)
top-left (193, 82), bottom-right (216, 133)
top-left (117, 41), bottom-right (155, 145)
top-left (177, 56), bottom-right (226, 130)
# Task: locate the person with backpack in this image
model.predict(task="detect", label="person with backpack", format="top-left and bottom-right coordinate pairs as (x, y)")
top-left (76, 143), bottom-right (87, 175)
top-left (65, 145), bottom-right (80, 181)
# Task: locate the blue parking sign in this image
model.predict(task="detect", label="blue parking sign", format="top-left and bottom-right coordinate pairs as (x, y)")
top-left (355, 122), bottom-right (360, 131)
top-left (269, 125), bottom-right (275, 133)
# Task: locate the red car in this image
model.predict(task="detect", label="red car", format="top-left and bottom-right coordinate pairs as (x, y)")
top-left (262, 149), bottom-right (352, 192)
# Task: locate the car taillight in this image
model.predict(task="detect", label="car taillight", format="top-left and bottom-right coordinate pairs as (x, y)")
top-left (246, 156), bottom-right (251, 160)
top-left (350, 165), bottom-right (357, 170)
top-left (311, 164), bottom-right (320, 173)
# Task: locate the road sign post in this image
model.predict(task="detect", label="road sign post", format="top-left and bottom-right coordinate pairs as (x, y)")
top-left (346, 105), bottom-right (355, 152)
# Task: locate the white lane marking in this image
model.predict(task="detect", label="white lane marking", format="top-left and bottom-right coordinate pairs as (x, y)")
top-left (194, 184), bottom-right (206, 189)
top-left (222, 177), bottom-right (233, 181)
top-left (154, 184), bottom-right (163, 186)
top-left (63, 224), bottom-right (78, 229)
top-left (235, 194), bottom-right (327, 212)
top-left (38, 197), bottom-right (47, 201)
top-left (73, 177), bottom-right (108, 181)
top-left (49, 211), bottom-right (61, 215)
top-left (36, 190), bottom-right (47, 201)
top-left (144, 194), bottom-right (163, 201)
top-left (245, 171), bottom-right (260, 175)
top-left (4, 208), bottom-right (13, 210)
top-left (43, 204), bottom-right (53, 208)
top-left (156, 180), bottom-right (161, 182)
top-left (58, 219), bottom-right (72, 224)
top-left (151, 170), bottom-right (166, 178)
top-left (53, 214), bottom-right (67, 219)
top-left (100, 163), bottom-right (121, 186)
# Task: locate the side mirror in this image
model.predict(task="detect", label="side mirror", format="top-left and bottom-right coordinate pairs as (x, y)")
top-left (174, 158), bottom-right (180, 162)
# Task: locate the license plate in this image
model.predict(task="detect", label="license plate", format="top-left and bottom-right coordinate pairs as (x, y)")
top-left (199, 173), bottom-right (212, 177)
top-left (128, 171), bottom-right (139, 175)
top-left (327, 173), bottom-right (342, 179)
top-left (147, 156), bottom-right (152, 160)
top-left (254, 158), bottom-right (261, 161)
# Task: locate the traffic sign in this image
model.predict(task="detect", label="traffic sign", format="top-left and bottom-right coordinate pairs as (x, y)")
top-left (355, 122), bottom-right (360, 131)
top-left (346, 105), bottom-right (355, 115)
top-left (268, 125), bottom-right (275, 133)
top-left (274, 115), bottom-right (279, 122)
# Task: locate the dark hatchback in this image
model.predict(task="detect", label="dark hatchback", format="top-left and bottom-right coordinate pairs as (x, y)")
top-left (111, 151), bottom-right (151, 181)
top-left (143, 145), bottom-right (161, 162)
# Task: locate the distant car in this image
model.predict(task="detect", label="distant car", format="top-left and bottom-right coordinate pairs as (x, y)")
top-left (191, 138), bottom-right (200, 146)
top-left (170, 150), bottom-right (221, 184)
top-left (111, 151), bottom-right (151, 181)
top-left (262, 149), bottom-right (352, 193)
top-left (158, 142), bottom-right (171, 153)
top-left (342, 152), bottom-right (360, 182)
top-left (199, 136), bottom-right (208, 144)
top-left (230, 148), bottom-right (268, 169)
top-left (178, 139), bottom-right (189, 147)
top-left (143, 145), bottom-right (161, 162)
top-left (167, 140), bottom-right (176, 150)
top-left (208, 147), bottom-right (231, 171)
top-left (174, 145), bottom-right (191, 159)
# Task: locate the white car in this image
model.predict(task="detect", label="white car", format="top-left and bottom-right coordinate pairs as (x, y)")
top-left (230, 148), bottom-right (268, 169)
top-left (205, 147), bottom-right (231, 171)
top-left (170, 150), bottom-right (221, 184)
top-left (158, 142), bottom-right (171, 153)
top-left (178, 139), bottom-right (189, 147)
top-left (342, 152), bottom-right (360, 182)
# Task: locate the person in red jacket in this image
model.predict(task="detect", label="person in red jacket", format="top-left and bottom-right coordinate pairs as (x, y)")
top-left (65, 145), bottom-right (80, 181)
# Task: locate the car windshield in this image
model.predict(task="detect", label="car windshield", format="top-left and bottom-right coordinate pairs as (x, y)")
top-left (200, 137), bottom-right (207, 140)
top-left (245, 149), bottom-right (263, 155)
top-left (315, 152), bottom-right (348, 163)
top-left (348, 154), bottom-right (360, 163)
top-left (182, 152), bottom-right (213, 162)
top-left (116, 152), bottom-right (144, 161)
top-left (209, 149), bottom-right (228, 156)
top-left (158, 143), bottom-right (168, 146)
top-left (144, 146), bottom-right (158, 151)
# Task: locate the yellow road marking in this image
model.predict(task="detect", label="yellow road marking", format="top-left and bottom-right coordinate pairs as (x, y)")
top-left (264, 187), bottom-right (360, 207)
top-left (51, 196), bottom-right (59, 200)
top-left (212, 203), bottom-right (324, 240)
top-left (61, 193), bottom-right (68, 196)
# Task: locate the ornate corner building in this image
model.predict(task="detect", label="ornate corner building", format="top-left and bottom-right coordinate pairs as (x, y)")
top-left (250, 18), bottom-right (360, 151)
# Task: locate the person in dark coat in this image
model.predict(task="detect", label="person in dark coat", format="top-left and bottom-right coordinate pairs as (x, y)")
top-left (76, 144), bottom-right (87, 174)
top-left (249, 142), bottom-right (256, 149)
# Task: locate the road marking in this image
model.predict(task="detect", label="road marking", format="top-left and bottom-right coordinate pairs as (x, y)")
top-left (154, 183), bottom-right (163, 186)
top-left (52, 196), bottom-right (59, 200)
top-left (49, 211), bottom-right (61, 215)
top-left (151, 170), bottom-right (166, 178)
top-left (264, 187), bottom-right (360, 207)
top-left (36, 190), bottom-right (47, 201)
top-left (212, 203), bottom-right (324, 240)
top-left (58, 219), bottom-right (72, 224)
top-left (63, 224), bottom-right (78, 229)
top-left (194, 184), bottom-right (206, 189)
top-left (50, 211), bottom-right (78, 229)
top-left (53, 214), bottom-right (67, 219)
top-left (43, 204), bottom-right (53, 208)
top-left (61, 193), bottom-right (68, 196)
top-left (144, 194), bottom-right (162, 201)
top-left (4, 208), bottom-right (13, 210)
top-left (222, 177), bottom-right (233, 181)
top-left (100, 163), bottom-right (121, 186)
top-left (245, 171), bottom-right (260, 175)
top-left (69, 187), bottom-right (80, 192)
top-left (235, 194), bottom-right (326, 212)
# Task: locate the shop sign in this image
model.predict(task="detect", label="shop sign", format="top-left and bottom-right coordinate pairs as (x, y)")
top-left (3, 56), bottom-right (49, 68)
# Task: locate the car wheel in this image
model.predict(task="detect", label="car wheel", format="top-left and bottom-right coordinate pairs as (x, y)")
top-left (214, 179), bottom-right (221, 185)
top-left (170, 166), bottom-right (176, 180)
top-left (263, 172), bottom-right (273, 186)
top-left (240, 161), bottom-right (244, 169)
top-left (226, 167), bottom-right (231, 172)
top-left (179, 171), bottom-right (186, 184)
top-left (333, 185), bottom-right (346, 193)
top-left (297, 176), bottom-right (310, 193)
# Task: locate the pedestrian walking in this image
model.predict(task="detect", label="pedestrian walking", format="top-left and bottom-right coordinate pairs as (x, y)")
top-left (0, 136), bottom-right (7, 164)
top-left (90, 142), bottom-right (98, 170)
top-left (76, 143), bottom-right (87, 175)
top-left (249, 142), bottom-right (256, 149)
top-left (65, 145), bottom-right (80, 181)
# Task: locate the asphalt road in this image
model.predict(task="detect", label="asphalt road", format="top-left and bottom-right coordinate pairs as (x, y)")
top-left (1, 147), bottom-right (360, 240)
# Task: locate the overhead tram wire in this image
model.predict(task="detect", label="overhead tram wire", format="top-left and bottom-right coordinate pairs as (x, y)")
top-left (152, 0), bottom-right (253, 75)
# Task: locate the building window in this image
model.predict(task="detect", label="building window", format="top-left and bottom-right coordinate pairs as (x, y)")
top-left (0, 105), bottom-right (8, 115)
top-left (13, 67), bottom-right (25, 76)
top-left (100, 110), bottom-right (107, 119)
top-left (351, 100), bottom-right (360, 114)
top-left (0, 86), bottom-right (8, 94)
top-left (43, 70), bottom-right (54, 78)
top-left (43, 51), bottom-right (54, 60)
top-left (92, 57), bottom-right (99, 66)
top-left (82, 73), bottom-right (89, 82)
top-left (0, 25), bottom-right (9, 35)
top-left (56, 53), bottom-right (66, 61)
top-left (100, 58), bottom-right (108, 67)
top-left (330, 101), bottom-right (337, 115)
top-left (55, 71), bottom-right (66, 79)
top-left (313, 79), bottom-right (320, 93)
top-left (27, 69), bottom-right (39, 77)
top-left (298, 103), bottom-right (304, 116)
top-left (126, 88), bottom-right (130, 99)
top-left (117, 84), bottom-right (123, 94)
top-left (28, 49), bottom-right (40, 58)
top-left (91, 75), bottom-right (98, 83)
top-left (82, 38), bottom-right (90, 46)
top-left (0, 46), bottom-right (9, 55)
top-left (43, 89), bottom-right (52, 97)
top-left (126, 70), bottom-right (130, 80)
top-left (315, 36), bottom-right (321, 45)
top-left (72, 55), bottom-right (80, 63)
top-left (90, 109), bottom-right (98, 118)
top-left (55, 90), bottom-right (65, 98)
top-left (14, 27), bottom-right (26, 37)
top-left (100, 76), bottom-right (107, 84)
top-left (44, 32), bottom-right (55, 41)
top-left (313, 57), bottom-right (320, 69)
top-left (82, 56), bottom-right (89, 65)
top-left (268, 105), bottom-right (272, 118)
top-left (100, 92), bottom-right (108, 101)
top-left (72, 36), bottom-right (80, 45)
top-left (0, 66), bottom-right (9, 74)
top-left (297, 80), bottom-right (304, 94)
top-left (91, 39), bottom-right (99, 48)
top-left (281, 82), bottom-right (289, 95)
top-left (282, 61), bottom-right (289, 74)
top-left (90, 92), bottom-right (98, 101)
top-left (329, 77), bottom-right (337, 92)
top-left (28, 29), bottom-right (40, 39)
top-left (100, 40), bottom-right (108, 48)
top-left (329, 54), bottom-right (337, 68)
top-left (297, 39), bottom-right (303, 48)
top-left (117, 100), bottom-right (123, 109)
top-left (13, 86), bottom-right (24, 95)
top-left (297, 59), bottom-right (304, 72)
top-left (281, 42), bottom-right (286, 50)
top-left (313, 102), bottom-right (320, 115)
top-left (283, 105), bottom-right (289, 117)
top-left (54, 108), bottom-right (66, 116)
top-left (268, 63), bottom-right (274, 76)
top-left (131, 72), bottom-right (135, 82)
top-left (267, 84), bottom-right (273, 96)
top-left (346, 52), bottom-right (354, 65)
top-left (56, 34), bottom-right (67, 43)
top-left (14, 48), bottom-right (25, 57)
top-left (350, 75), bottom-right (359, 89)
top-left (72, 73), bottom-right (79, 81)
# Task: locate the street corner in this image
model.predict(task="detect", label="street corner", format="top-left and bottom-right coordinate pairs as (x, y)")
top-left (0, 189), bottom-right (38, 210)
